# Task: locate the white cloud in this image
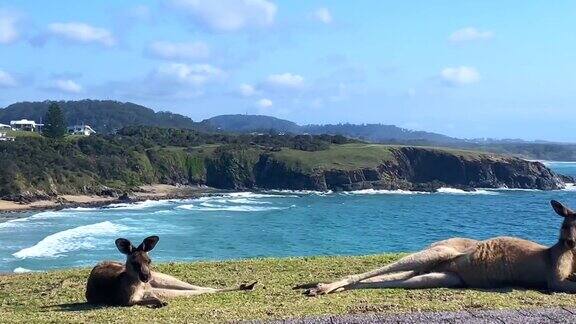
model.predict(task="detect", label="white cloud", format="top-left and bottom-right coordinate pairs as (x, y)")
top-left (313, 8), bottom-right (332, 24)
top-left (147, 41), bottom-right (210, 60)
top-left (440, 66), bottom-right (480, 85)
top-left (0, 69), bottom-right (17, 87)
top-left (239, 83), bottom-right (256, 96)
top-left (154, 63), bottom-right (224, 85)
top-left (0, 10), bottom-right (19, 44)
top-left (266, 73), bottom-right (304, 89)
top-left (257, 98), bottom-right (273, 108)
top-left (449, 27), bottom-right (493, 43)
top-left (50, 79), bottom-right (83, 93)
top-left (167, 0), bottom-right (277, 32)
top-left (47, 22), bottom-right (115, 47)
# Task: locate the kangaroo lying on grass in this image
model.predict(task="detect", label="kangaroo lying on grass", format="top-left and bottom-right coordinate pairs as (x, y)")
top-left (86, 236), bottom-right (257, 308)
top-left (299, 200), bottom-right (576, 296)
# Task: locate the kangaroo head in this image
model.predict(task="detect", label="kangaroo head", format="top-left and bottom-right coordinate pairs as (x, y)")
top-left (551, 200), bottom-right (576, 249)
top-left (115, 236), bottom-right (159, 283)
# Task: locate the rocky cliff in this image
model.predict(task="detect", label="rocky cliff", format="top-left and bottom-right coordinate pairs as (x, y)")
top-left (1, 141), bottom-right (571, 202)
top-left (201, 145), bottom-right (569, 192)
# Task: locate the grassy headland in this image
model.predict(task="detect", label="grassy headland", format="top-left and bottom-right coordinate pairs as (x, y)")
top-left (0, 126), bottom-right (569, 205)
top-left (2, 254), bottom-right (576, 323)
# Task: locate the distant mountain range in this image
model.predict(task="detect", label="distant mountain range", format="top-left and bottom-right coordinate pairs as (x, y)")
top-left (2, 100), bottom-right (576, 160)
top-left (202, 114), bottom-right (460, 144)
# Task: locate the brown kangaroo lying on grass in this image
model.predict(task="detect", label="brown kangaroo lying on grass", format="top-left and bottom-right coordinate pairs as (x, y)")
top-left (86, 236), bottom-right (257, 307)
top-left (299, 200), bottom-right (576, 296)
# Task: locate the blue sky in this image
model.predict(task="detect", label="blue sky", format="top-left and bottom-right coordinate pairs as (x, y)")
top-left (0, 1), bottom-right (575, 141)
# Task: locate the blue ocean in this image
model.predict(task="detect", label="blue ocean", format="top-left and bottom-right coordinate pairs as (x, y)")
top-left (1, 162), bottom-right (575, 273)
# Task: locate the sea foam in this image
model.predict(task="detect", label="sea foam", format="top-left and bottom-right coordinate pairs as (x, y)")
top-left (13, 221), bottom-right (128, 259)
top-left (436, 187), bottom-right (499, 195)
top-left (343, 189), bottom-right (429, 195)
top-left (177, 204), bottom-right (288, 212)
top-left (107, 200), bottom-right (171, 210)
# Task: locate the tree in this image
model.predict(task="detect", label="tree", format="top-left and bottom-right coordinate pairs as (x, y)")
top-left (43, 103), bottom-right (67, 139)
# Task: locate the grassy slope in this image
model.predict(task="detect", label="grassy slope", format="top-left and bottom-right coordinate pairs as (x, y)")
top-left (271, 143), bottom-right (495, 173)
top-left (271, 144), bottom-right (396, 172)
top-left (2, 254), bottom-right (576, 323)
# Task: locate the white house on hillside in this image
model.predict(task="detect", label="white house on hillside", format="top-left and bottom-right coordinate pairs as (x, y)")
top-left (10, 119), bottom-right (43, 132)
top-left (67, 125), bottom-right (96, 136)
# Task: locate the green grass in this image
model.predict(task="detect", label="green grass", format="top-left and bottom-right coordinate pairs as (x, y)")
top-left (2, 254), bottom-right (576, 323)
top-left (271, 143), bottom-right (495, 173)
top-left (272, 143), bottom-right (396, 172)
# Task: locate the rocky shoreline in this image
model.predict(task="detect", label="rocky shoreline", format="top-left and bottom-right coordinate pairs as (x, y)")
top-left (1, 146), bottom-right (573, 213)
top-left (0, 184), bottom-right (213, 214)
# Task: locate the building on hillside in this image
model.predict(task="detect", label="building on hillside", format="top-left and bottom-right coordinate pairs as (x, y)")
top-left (67, 125), bottom-right (96, 136)
top-left (10, 119), bottom-right (43, 132)
top-left (0, 123), bottom-right (11, 130)
top-left (0, 132), bottom-right (15, 141)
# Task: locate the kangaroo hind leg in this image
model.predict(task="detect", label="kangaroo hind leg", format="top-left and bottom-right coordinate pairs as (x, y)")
top-left (151, 271), bottom-right (218, 291)
top-left (304, 245), bottom-right (462, 296)
top-left (347, 272), bottom-right (463, 290)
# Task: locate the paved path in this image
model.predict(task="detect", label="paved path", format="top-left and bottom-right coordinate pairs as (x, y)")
top-left (265, 307), bottom-right (576, 323)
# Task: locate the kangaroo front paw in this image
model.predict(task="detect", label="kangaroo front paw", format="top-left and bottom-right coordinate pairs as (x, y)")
top-left (240, 281), bottom-right (258, 291)
top-left (303, 283), bottom-right (332, 297)
top-left (148, 300), bottom-right (168, 309)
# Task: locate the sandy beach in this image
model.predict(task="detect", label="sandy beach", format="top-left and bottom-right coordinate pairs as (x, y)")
top-left (0, 184), bottom-right (210, 213)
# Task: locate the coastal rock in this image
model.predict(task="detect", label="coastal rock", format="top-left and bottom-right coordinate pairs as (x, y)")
top-left (249, 147), bottom-right (567, 192)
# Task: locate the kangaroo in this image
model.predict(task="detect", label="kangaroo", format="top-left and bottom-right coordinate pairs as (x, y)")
top-left (299, 200), bottom-right (576, 296)
top-left (86, 236), bottom-right (257, 307)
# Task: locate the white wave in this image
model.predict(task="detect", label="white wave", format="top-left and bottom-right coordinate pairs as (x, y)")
top-left (226, 192), bottom-right (298, 198)
top-left (13, 221), bottom-right (128, 259)
top-left (177, 204), bottom-right (289, 212)
top-left (436, 187), bottom-right (499, 195)
top-left (67, 207), bottom-right (99, 211)
top-left (0, 217), bottom-right (31, 229)
top-left (564, 183), bottom-right (576, 191)
top-left (13, 267), bottom-right (34, 273)
top-left (540, 161), bottom-right (576, 165)
top-left (265, 189), bottom-right (330, 196)
top-left (218, 198), bottom-right (271, 205)
top-left (107, 200), bottom-right (171, 210)
top-left (342, 189), bottom-right (429, 195)
top-left (0, 212), bottom-right (62, 229)
top-left (491, 187), bottom-right (540, 192)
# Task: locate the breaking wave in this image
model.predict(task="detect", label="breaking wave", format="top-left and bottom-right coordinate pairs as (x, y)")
top-left (436, 188), bottom-right (499, 195)
top-left (342, 189), bottom-right (429, 195)
top-left (13, 221), bottom-right (128, 259)
top-left (177, 204), bottom-right (289, 212)
top-left (106, 200), bottom-right (172, 210)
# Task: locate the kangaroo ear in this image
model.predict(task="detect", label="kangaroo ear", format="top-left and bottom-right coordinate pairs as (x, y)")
top-left (137, 236), bottom-right (159, 252)
top-left (115, 238), bottom-right (134, 255)
top-left (551, 200), bottom-right (575, 217)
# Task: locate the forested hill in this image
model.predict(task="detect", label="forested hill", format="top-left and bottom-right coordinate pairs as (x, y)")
top-left (202, 114), bottom-right (459, 143)
top-left (0, 100), bottom-right (200, 133)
